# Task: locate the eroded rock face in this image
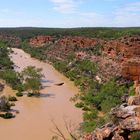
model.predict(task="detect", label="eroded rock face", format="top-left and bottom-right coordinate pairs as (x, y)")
top-left (90, 98), bottom-right (140, 140)
top-left (102, 35), bottom-right (140, 62)
top-left (111, 103), bottom-right (137, 118)
top-left (92, 123), bottom-right (115, 140)
top-left (128, 96), bottom-right (140, 105)
top-left (120, 117), bottom-right (140, 131)
top-left (58, 36), bottom-right (98, 48)
top-left (28, 35), bottom-right (140, 82)
top-left (29, 36), bottom-right (53, 46)
top-left (122, 58), bottom-right (140, 81)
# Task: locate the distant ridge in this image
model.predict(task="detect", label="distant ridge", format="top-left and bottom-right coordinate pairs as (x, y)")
top-left (0, 27), bottom-right (140, 39)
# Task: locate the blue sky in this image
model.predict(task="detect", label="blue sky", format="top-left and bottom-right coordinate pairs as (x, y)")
top-left (0, 0), bottom-right (140, 27)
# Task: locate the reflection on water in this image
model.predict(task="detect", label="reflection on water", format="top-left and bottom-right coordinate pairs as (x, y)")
top-left (0, 48), bottom-right (83, 140)
top-left (41, 79), bottom-right (54, 83)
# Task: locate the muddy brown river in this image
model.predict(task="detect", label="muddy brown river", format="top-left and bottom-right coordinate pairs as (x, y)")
top-left (0, 48), bottom-right (82, 140)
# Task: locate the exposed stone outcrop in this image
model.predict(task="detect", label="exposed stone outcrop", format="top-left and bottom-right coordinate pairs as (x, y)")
top-left (122, 58), bottom-right (140, 81)
top-left (58, 36), bottom-right (98, 48)
top-left (102, 35), bottom-right (140, 62)
top-left (29, 35), bottom-right (53, 46)
top-left (28, 35), bottom-right (140, 83)
top-left (88, 95), bottom-right (140, 140)
top-left (128, 96), bottom-right (140, 105)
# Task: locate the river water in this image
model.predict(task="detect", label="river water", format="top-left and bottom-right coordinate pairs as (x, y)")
top-left (0, 48), bottom-right (82, 140)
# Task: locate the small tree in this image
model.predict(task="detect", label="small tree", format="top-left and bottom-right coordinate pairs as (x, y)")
top-left (21, 66), bottom-right (44, 95)
top-left (0, 96), bottom-right (11, 112)
top-left (24, 78), bottom-right (42, 94)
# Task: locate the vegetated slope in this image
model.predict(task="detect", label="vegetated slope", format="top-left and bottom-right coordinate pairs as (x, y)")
top-left (0, 28), bottom-right (140, 139)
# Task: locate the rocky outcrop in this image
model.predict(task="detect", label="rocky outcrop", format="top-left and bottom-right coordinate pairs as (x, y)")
top-left (102, 35), bottom-right (140, 62)
top-left (128, 96), bottom-right (140, 105)
top-left (29, 35), bottom-right (53, 46)
top-left (58, 36), bottom-right (98, 48)
top-left (122, 58), bottom-right (140, 81)
top-left (89, 95), bottom-right (140, 140)
top-left (28, 35), bottom-right (140, 82)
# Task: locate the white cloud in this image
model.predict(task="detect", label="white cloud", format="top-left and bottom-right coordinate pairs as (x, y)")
top-left (50, 0), bottom-right (82, 13)
top-left (113, 2), bottom-right (140, 26)
top-left (122, 2), bottom-right (140, 12)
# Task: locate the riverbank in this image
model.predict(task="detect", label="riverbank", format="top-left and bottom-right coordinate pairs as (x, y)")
top-left (0, 48), bottom-right (82, 140)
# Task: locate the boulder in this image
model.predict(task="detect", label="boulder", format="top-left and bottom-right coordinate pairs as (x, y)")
top-left (111, 103), bottom-right (136, 119)
top-left (128, 95), bottom-right (140, 105)
top-left (112, 133), bottom-right (125, 140)
top-left (92, 123), bottom-right (115, 140)
top-left (91, 98), bottom-right (140, 139)
top-left (120, 117), bottom-right (140, 131)
top-left (122, 58), bottom-right (140, 81)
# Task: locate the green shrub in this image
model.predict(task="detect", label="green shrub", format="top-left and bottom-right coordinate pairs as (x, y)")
top-left (8, 96), bottom-right (18, 102)
top-left (10, 103), bottom-right (15, 106)
top-left (27, 92), bottom-right (34, 97)
top-left (92, 80), bottom-right (127, 112)
top-left (0, 69), bottom-right (20, 89)
top-left (81, 121), bottom-right (97, 132)
top-left (128, 85), bottom-right (135, 96)
top-left (83, 111), bottom-right (98, 121)
top-left (16, 92), bottom-right (23, 97)
top-left (0, 112), bottom-right (14, 119)
top-left (54, 61), bottom-right (67, 73)
top-left (0, 96), bottom-right (11, 112)
top-left (27, 92), bottom-right (40, 97)
top-left (15, 83), bottom-right (25, 92)
top-left (75, 102), bottom-right (84, 108)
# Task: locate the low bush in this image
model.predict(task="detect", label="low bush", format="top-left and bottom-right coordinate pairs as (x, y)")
top-left (0, 112), bottom-right (14, 119)
top-left (16, 92), bottom-right (23, 97)
top-left (27, 92), bottom-right (40, 97)
top-left (10, 103), bottom-right (15, 106)
top-left (0, 96), bottom-right (11, 112)
top-left (8, 96), bottom-right (18, 102)
top-left (27, 92), bottom-right (34, 97)
top-left (131, 131), bottom-right (140, 140)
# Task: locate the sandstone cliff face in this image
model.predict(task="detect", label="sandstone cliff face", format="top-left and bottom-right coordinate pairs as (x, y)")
top-left (29, 35), bottom-right (53, 47)
top-left (84, 96), bottom-right (140, 140)
top-left (58, 36), bottom-right (98, 48)
top-left (102, 35), bottom-right (140, 61)
top-left (29, 35), bottom-right (140, 82)
top-left (122, 59), bottom-right (140, 81)
top-left (119, 36), bottom-right (140, 81)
